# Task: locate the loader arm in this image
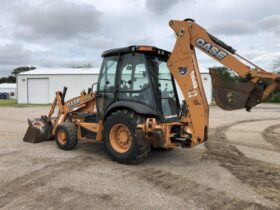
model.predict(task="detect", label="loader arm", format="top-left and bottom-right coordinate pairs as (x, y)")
top-left (167, 19), bottom-right (280, 145)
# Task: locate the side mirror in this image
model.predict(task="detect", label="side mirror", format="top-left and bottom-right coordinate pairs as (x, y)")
top-left (91, 82), bottom-right (98, 92)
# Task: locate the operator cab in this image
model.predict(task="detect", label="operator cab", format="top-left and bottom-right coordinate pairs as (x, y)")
top-left (96, 45), bottom-right (180, 122)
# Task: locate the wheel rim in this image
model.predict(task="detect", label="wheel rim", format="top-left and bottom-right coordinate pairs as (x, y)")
top-left (57, 130), bottom-right (67, 145)
top-left (110, 123), bottom-right (132, 153)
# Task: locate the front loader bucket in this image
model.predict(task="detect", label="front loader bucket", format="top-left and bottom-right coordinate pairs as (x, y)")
top-left (210, 71), bottom-right (255, 110)
top-left (23, 118), bottom-right (52, 143)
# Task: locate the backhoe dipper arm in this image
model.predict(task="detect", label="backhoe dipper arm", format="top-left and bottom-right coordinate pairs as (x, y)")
top-left (167, 19), bottom-right (280, 146)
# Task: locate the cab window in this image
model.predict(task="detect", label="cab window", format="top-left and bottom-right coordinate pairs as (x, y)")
top-left (118, 53), bottom-right (153, 106)
top-left (150, 57), bottom-right (179, 118)
top-left (97, 57), bottom-right (118, 116)
top-left (98, 57), bottom-right (118, 91)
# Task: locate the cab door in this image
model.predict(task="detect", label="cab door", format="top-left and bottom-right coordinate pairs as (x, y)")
top-left (117, 53), bottom-right (154, 107)
top-left (96, 56), bottom-right (118, 116)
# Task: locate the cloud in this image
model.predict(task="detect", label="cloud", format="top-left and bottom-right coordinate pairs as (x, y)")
top-left (145, 0), bottom-right (182, 15)
top-left (0, 0), bottom-right (18, 11)
top-left (31, 54), bottom-right (94, 68)
top-left (0, 43), bottom-right (32, 65)
top-left (258, 15), bottom-right (280, 34)
top-left (13, 1), bottom-right (102, 41)
top-left (78, 36), bottom-right (116, 50)
top-left (209, 19), bottom-right (258, 35)
top-left (0, 0), bottom-right (279, 74)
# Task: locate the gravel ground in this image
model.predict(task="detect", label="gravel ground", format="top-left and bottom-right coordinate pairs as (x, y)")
top-left (0, 104), bottom-right (279, 210)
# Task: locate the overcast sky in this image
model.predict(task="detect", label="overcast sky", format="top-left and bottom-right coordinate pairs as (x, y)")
top-left (0, 0), bottom-right (279, 76)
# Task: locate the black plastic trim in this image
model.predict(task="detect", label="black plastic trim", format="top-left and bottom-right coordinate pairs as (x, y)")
top-left (104, 101), bottom-right (159, 118)
top-left (102, 45), bottom-right (170, 58)
top-left (207, 33), bottom-right (236, 54)
top-left (184, 18), bottom-right (195, 22)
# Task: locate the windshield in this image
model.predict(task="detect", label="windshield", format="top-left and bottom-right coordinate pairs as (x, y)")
top-left (149, 56), bottom-right (179, 119)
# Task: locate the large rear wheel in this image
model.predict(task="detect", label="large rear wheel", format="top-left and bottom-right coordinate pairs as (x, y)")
top-left (103, 110), bottom-right (149, 164)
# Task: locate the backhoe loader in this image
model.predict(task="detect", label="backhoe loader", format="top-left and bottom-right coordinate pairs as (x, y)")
top-left (23, 18), bottom-right (280, 163)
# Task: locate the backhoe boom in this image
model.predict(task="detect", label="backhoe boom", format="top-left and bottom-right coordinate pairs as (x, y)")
top-left (167, 19), bottom-right (280, 146)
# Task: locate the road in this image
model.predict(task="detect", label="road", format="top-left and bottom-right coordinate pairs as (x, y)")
top-left (0, 104), bottom-right (279, 209)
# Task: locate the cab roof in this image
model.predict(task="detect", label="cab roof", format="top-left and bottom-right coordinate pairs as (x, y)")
top-left (102, 45), bottom-right (171, 58)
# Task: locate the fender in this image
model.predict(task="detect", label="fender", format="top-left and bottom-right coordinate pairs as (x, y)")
top-left (104, 101), bottom-right (159, 118)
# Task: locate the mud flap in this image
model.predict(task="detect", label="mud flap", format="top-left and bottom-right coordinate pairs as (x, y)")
top-left (210, 71), bottom-right (261, 111)
top-left (23, 118), bottom-right (53, 143)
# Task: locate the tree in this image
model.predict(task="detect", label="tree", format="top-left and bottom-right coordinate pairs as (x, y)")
top-left (0, 75), bottom-right (16, 83)
top-left (208, 66), bottom-right (247, 82)
top-left (273, 56), bottom-right (280, 72)
top-left (0, 66), bottom-right (36, 84)
top-left (0, 77), bottom-right (9, 83)
top-left (11, 66), bottom-right (36, 76)
top-left (209, 66), bottom-right (280, 103)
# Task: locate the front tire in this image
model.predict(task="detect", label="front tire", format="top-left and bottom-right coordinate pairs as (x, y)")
top-left (103, 110), bottom-right (149, 164)
top-left (55, 122), bottom-right (78, 150)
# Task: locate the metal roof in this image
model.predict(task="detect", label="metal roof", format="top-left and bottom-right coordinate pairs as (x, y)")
top-left (19, 68), bottom-right (100, 75)
top-left (0, 83), bottom-right (16, 88)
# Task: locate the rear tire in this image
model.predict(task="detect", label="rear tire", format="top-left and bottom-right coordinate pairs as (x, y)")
top-left (103, 110), bottom-right (149, 164)
top-left (55, 122), bottom-right (78, 150)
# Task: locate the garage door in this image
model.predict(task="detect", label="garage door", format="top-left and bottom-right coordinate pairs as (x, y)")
top-left (27, 78), bottom-right (49, 104)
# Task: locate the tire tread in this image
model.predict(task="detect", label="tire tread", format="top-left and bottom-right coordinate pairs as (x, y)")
top-left (103, 109), bottom-right (149, 164)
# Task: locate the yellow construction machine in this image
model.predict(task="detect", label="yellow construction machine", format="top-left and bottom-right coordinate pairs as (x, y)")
top-left (23, 18), bottom-right (280, 163)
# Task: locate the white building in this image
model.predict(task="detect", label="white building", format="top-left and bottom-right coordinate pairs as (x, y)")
top-left (175, 72), bottom-right (212, 104)
top-left (200, 72), bottom-right (212, 104)
top-left (17, 68), bottom-right (99, 104)
top-left (0, 83), bottom-right (17, 99)
top-left (17, 68), bottom-right (212, 104)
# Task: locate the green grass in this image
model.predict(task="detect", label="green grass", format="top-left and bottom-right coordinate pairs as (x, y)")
top-left (264, 92), bottom-right (280, 103)
top-left (0, 99), bottom-right (17, 106)
top-left (0, 99), bottom-right (51, 107)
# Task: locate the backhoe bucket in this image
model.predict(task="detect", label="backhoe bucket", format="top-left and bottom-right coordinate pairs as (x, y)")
top-left (210, 71), bottom-right (255, 110)
top-left (23, 118), bottom-right (52, 143)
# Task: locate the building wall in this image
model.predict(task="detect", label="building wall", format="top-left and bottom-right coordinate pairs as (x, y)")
top-left (17, 74), bottom-right (99, 104)
top-left (201, 73), bottom-right (212, 104)
top-left (0, 88), bottom-right (17, 99)
top-left (176, 73), bottom-right (212, 104)
top-left (17, 73), bottom-right (213, 104)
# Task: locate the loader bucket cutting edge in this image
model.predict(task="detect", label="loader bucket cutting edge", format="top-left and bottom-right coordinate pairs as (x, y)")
top-left (23, 118), bottom-right (53, 143)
